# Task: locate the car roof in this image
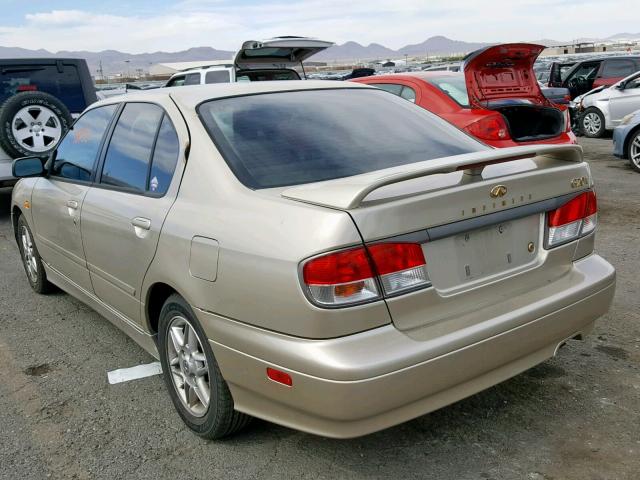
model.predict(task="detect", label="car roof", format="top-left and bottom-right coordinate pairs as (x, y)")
top-left (90, 80), bottom-right (373, 110)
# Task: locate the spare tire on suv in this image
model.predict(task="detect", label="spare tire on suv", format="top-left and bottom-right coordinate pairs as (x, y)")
top-left (0, 91), bottom-right (73, 158)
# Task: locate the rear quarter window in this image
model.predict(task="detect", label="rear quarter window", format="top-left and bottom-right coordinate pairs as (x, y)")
top-left (198, 88), bottom-right (484, 189)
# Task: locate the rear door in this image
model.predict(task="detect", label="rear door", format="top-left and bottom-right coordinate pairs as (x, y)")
top-left (80, 101), bottom-right (186, 325)
top-left (608, 73), bottom-right (640, 125)
top-left (31, 104), bottom-right (118, 288)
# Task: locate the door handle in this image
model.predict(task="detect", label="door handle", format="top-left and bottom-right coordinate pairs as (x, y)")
top-left (131, 217), bottom-right (151, 231)
top-left (66, 200), bottom-right (78, 209)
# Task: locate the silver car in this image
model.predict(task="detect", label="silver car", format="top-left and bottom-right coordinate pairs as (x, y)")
top-left (579, 70), bottom-right (640, 138)
top-left (11, 81), bottom-right (615, 439)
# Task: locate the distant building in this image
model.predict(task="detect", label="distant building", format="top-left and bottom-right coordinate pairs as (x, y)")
top-left (541, 41), bottom-right (640, 57)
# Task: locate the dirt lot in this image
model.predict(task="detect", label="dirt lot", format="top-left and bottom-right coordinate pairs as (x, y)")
top-left (0, 137), bottom-right (638, 480)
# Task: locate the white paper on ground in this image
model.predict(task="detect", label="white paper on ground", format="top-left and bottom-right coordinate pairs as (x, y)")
top-left (107, 362), bottom-right (163, 385)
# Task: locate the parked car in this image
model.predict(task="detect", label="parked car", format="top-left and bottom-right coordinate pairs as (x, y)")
top-left (613, 109), bottom-right (640, 172)
top-left (0, 58), bottom-right (97, 187)
top-left (164, 36), bottom-right (333, 87)
top-left (539, 82), bottom-right (572, 105)
top-left (548, 56), bottom-right (640, 99)
top-left (354, 44), bottom-right (576, 148)
top-left (575, 70), bottom-right (640, 138)
top-left (11, 81), bottom-right (615, 439)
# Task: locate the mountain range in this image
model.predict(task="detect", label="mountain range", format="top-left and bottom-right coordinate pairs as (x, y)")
top-left (1, 33), bottom-right (639, 75)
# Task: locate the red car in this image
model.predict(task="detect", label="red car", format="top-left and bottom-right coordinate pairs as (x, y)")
top-left (353, 44), bottom-right (576, 148)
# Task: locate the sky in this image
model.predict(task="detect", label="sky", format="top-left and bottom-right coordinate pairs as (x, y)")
top-left (0, 0), bottom-right (638, 53)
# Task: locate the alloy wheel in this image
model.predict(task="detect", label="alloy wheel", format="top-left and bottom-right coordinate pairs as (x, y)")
top-left (582, 112), bottom-right (602, 136)
top-left (20, 226), bottom-right (38, 283)
top-left (166, 315), bottom-right (211, 417)
top-left (11, 105), bottom-right (63, 153)
top-left (631, 135), bottom-right (640, 169)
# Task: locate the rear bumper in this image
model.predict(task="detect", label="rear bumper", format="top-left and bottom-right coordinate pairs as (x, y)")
top-left (197, 254), bottom-right (615, 438)
top-left (612, 125), bottom-right (633, 158)
top-left (486, 131), bottom-right (577, 148)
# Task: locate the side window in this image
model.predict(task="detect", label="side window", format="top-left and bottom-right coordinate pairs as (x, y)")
top-left (148, 115), bottom-right (180, 195)
top-left (400, 86), bottom-right (416, 102)
top-left (167, 76), bottom-right (185, 87)
top-left (602, 60), bottom-right (636, 78)
top-left (101, 103), bottom-right (163, 192)
top-left (625, 76), bottom-right (640, 90)
top-left (205, 70), bottom-right (231, 84)
top-left (372, 83), bottom-right (404, 96)
top-left (51, 104), bottom-right (117, 181)
top-left (184, 73), bottom-right (201, 85)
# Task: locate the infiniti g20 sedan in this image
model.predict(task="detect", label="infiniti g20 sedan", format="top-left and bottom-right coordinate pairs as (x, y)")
top-left (11, 81), bottom-right (615, 439)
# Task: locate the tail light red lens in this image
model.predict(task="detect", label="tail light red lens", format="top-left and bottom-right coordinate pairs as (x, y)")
top-left (546, 191), bottom-right (597, 247)
top-left (302, 243), bottom-right (430, 307)
top-left (266, 368), bottom-right (292, 387)
top-left (464, 114), bottom-right (511, 142)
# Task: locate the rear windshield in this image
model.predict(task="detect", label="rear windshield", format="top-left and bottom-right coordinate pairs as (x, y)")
top-left (426, 75), bottom-right (470, 107)
top-left (198, 88), bottom-right (484, 189)
top-left (236, 70), bottom-right (300, 82)
top-left (0, 64), bottom-right (86, 111)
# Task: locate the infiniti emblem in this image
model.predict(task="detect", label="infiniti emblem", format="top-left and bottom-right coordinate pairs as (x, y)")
top-left (490, 185), bottom-right (508, 198)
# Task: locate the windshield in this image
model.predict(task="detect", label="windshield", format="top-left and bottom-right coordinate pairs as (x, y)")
top-left (198, 88), bottom-right (484, 189)
top-left (425, 75), bottom-right (470, 107)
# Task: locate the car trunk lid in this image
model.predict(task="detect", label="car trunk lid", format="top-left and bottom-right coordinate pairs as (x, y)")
top-left (283, 144), bottom-right (592, 332)
top-left (463, 43), bottom-right (550, 107)
top-left (234, 36), bottom-right (334, 70)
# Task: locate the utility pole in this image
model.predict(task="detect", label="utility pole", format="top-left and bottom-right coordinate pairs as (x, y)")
top-left (97, 60), bottom-right (104, 83)
top-left (124, 60), bottom-right (130, 82)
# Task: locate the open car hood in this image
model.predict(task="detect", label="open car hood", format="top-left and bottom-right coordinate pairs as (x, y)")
top-left (463, 43), bottom-right (550, 107)
top-left (234, 36), bottom-right (334, 70)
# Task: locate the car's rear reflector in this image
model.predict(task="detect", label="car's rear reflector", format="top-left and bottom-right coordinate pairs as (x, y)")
top-left (546, 190), bottom-right (597, 247)
top-left (266, 368), bottom-right (292, 386)
top-left (302, 243), bottom-right (430, 307)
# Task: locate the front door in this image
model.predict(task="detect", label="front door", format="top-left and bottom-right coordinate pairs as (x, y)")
top-left (80, 102), bottom-right (182, 324)
top-left (31, 104), bottom-right (117, 288)
top-left (609, 74), bottom-right (640, 126)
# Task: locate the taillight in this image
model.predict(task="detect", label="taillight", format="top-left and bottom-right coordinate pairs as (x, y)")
top-left (368, 243), bottom-right (429, 296)
top-left (302, 243), bottom-right (430, 307)
top-left (464, 114), bottom-right (511, 141)
top-left (546, 191), bottom-right (597, 248)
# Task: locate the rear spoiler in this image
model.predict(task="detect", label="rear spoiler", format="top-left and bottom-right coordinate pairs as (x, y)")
top-left (281, 144), bottom-right (583, 210)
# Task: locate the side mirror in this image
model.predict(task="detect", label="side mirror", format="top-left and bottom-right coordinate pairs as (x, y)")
top-left (615, 83), bottom-right (626, 90)
top-left (12, 156), bottom-right (46, 178)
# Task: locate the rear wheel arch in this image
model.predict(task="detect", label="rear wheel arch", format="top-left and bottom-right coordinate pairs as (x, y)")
top-left (623, 124), bottom-right (640, 159)
top-left (11, 205), bottom-right (22, 242)
top-left (145, 282), bottom-right (178, 335)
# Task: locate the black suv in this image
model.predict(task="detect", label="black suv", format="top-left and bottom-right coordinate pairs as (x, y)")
top-left (0, 58), bottom-right (97, 187)
top-left (548, 56), bottom-right (640, 99)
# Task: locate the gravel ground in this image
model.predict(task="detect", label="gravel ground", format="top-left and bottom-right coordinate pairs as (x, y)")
top-left (0, 136), bottom-right (638, 480)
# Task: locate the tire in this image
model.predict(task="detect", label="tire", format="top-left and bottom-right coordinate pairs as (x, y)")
top-left (0, 91), bottom-right (72, 159)
top-left (158, 294), bottom-right (252, 439)
top-left (580, 107), bottom-right (606, 138)
top-left (16, 215), bottom-right (55, 294)
top-left (627, 129), bottom-right (640, 173)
